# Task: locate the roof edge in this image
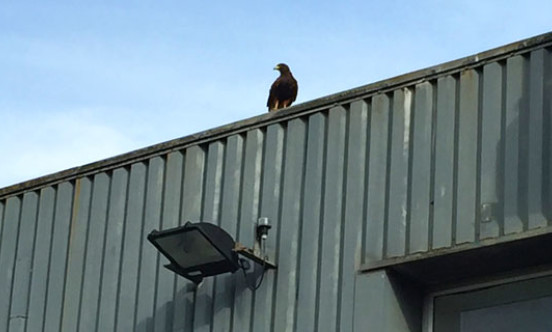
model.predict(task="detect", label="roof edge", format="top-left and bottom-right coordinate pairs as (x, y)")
top-left (2, 31), bottom-right (552, 198)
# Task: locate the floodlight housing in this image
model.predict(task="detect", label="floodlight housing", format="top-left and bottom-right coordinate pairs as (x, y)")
top-left (147, 222), bottom-right (240, 284)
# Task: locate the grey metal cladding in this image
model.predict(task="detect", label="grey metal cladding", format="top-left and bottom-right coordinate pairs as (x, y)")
top-left (1, 33), bottom-right (552, 331)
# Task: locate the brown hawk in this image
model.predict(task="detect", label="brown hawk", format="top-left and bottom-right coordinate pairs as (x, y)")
top-left (267, 63), bottom-right (298, 112)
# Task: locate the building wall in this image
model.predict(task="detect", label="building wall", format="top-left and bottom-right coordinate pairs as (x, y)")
top-left (1, 33), bottom-right (551, 331)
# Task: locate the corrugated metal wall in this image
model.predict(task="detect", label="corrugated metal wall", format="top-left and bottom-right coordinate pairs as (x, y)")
top-left (1, 35), bottom-right (551, 331)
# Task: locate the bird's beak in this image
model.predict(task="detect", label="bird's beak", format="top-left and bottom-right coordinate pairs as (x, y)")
top-left (273, 65), bottom-right (279, 70)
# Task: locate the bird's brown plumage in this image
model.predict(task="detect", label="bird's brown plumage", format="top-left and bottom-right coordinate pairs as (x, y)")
top-left (267, 63), bottom-right (298, 112)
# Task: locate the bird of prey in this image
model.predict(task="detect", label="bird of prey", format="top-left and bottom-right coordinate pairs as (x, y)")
top-left (267, 63), bottom-right (298, 112)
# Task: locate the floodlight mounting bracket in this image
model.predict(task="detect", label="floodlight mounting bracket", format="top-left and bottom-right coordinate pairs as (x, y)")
top-left (233, 243), bottom-right (277, 270)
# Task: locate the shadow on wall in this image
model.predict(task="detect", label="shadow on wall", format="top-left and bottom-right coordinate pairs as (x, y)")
top-left (135, 261), bottom-right (264, 332)
top-left (388, 271), bottom-right (424, 331)
top-left (488, 90), bottom-right (551, 235)
top-left (134, 281), bottom-right (195, 332)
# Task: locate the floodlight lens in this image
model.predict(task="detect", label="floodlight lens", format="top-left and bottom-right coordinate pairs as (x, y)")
top-left (155, 229), bottom-right (226, 269)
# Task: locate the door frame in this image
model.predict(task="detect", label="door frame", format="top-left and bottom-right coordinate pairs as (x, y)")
top-left (422, 267), bottom-right (552, 331)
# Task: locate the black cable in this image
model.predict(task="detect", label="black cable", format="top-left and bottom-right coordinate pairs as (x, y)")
top-left (239, 258), bottom-right (266, 291)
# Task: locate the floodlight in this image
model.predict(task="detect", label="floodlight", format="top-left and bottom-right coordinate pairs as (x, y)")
top-left (148, 220), bottom-right (276, 286)
top-left (147, 222), bottom-right (240, 284)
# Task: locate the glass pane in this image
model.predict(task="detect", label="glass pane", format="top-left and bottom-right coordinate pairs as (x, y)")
top-left (156, 229), bottom-right (225, 268)
top-left (460, 295), bottom-right (552, 332)
top-left (434, 275), bottom-right (552, 331)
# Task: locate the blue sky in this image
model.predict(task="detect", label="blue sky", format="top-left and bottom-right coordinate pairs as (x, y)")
top-left (1, 1), bottom-right (551, 188)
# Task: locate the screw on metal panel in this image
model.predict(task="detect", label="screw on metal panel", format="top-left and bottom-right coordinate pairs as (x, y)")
top-left (480, 202), bottom-right (497, 223)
